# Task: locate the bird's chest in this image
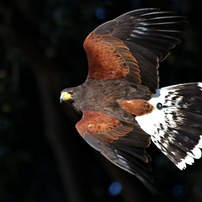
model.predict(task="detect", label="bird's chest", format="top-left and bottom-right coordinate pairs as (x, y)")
top-left (73, 82), bottom-right (137, 124)
top-left (79, 86), bottom-right (119, 109)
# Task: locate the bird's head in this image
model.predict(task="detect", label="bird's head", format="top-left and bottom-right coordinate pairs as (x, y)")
top-left (60, 86), bottom-right (84, 114)
top-left (60, 87), bottom-right (79, 103)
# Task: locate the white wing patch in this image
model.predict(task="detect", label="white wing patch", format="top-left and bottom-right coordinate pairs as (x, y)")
top-left (136, 83), bottom-right (202, 170)
top-left (136, 88), bottom-right (183, 136)
top-left (198, 82), bottom-right (202, 90)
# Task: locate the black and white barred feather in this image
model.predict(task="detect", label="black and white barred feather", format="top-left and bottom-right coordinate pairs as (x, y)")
top-left (136, 82), bottom-right (202, 169)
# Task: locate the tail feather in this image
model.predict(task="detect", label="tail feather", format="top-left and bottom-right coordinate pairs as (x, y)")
top-left (136, 82), bottom-right (202, 169)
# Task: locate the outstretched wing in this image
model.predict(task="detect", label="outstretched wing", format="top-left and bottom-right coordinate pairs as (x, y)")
top-left (76, 110), bottom-right (152, 184)
top-left (84, 8), bottom-right (187, 94)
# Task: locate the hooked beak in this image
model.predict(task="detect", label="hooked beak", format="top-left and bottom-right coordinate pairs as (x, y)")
top-left (60, 92), bottom-right (72, 103)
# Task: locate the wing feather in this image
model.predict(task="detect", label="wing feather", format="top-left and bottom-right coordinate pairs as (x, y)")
top-left (84, 8), bottom-right (187, 94)
top-left (76, 110), bottom-right (152, 184)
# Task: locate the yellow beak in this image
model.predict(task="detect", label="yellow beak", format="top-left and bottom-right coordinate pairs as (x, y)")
top-left (60, 92), bottom-right (72, 103)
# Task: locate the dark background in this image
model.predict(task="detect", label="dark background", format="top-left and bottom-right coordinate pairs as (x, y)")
top-left (0, 0), bottom-right (202, 202)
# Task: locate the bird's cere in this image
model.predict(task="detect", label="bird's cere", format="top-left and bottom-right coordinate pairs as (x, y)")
top-left (60, 92), bottom-right (72, 102)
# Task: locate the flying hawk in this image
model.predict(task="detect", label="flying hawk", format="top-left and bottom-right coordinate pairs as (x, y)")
top-left (60, 8), bottom-right (202, 186)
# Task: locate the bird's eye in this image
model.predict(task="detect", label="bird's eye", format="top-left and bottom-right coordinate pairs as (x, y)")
top-left (68, 91), bottom-right (75, 96)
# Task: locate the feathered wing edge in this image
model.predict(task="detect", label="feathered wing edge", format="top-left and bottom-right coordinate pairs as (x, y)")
top-left (83, 129), bottom-right (161, 199)
top-left (136, 82), bottom-right (202, 169)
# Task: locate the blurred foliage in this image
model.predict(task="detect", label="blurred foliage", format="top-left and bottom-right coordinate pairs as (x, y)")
top-left (0, 0), bottom-right (202, 202)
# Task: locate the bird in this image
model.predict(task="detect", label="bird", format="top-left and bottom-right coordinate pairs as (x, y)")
top-left (60, 8), bottom-right (202, 186)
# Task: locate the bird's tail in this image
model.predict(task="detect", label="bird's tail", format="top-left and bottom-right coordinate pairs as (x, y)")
top-left (136, 82), bottom-right (202, 169)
